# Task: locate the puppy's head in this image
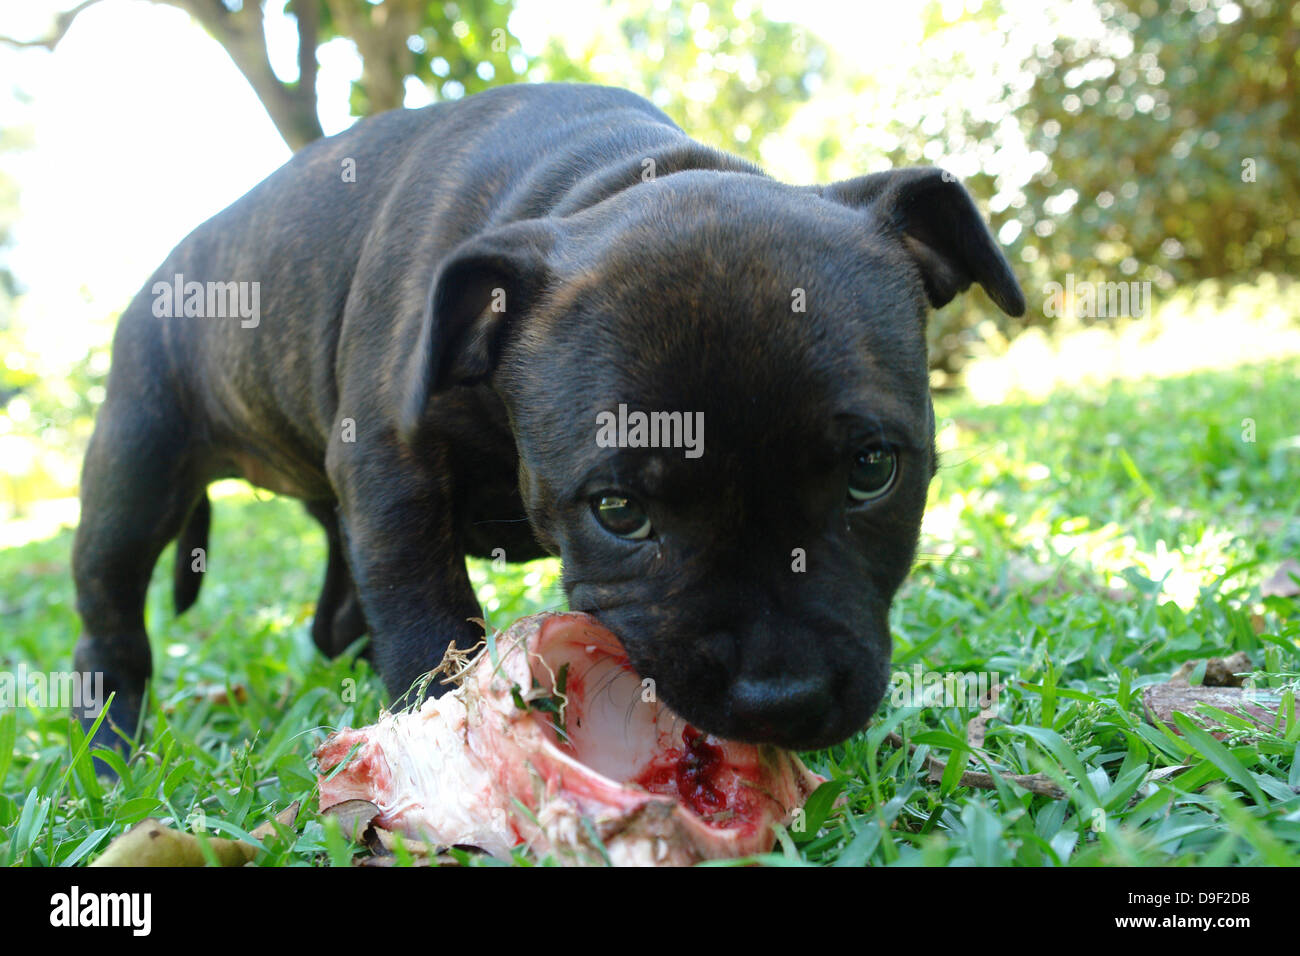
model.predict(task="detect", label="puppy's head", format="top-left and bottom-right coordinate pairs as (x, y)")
top-left (402, 167), bottom-right (1024, 750)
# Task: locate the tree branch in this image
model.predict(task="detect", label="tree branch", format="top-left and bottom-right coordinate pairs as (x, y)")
top-left (293, 0), bottom-right (318, 107)
top-left (323, 0), bottom-right (420, 114)
top-left (0, 0), bottom-right (106, 50)
top-left (169, 0), bottom-right (323, 150)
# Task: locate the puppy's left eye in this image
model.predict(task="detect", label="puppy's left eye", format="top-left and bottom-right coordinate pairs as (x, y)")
top-left (591, 493), bottom-right (653, 540)
top-left (848, 446), bottom-right (897, 503)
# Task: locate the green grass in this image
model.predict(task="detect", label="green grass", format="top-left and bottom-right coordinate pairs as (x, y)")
top-left (1, 358), bottom-right (1297, 866)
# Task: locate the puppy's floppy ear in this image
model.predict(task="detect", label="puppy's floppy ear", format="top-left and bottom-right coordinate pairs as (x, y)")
top-left (822, 167), bottom-right (1026, 317)
top-left (399, 220), bottom-right (557, 442)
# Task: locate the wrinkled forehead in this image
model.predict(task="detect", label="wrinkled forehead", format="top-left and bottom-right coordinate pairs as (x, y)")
top-left (503, 231), bottom-right (933, 470)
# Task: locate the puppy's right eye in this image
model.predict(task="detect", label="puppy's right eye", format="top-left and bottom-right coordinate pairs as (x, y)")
top-left (848, 446), bottom-right (897, 503)
top-left (591, 493), bottom-right (652, 540)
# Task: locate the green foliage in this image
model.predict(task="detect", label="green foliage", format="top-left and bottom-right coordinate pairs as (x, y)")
top-left (1013, 0), bottom-right (1299, 284)
top-left (246, 0), bottom-right (824, 160)
top-left (316, 0), bottom-right (529, 115)
top-left (0, 317), bottom-right (109, 515)
top-left (797, 0), bottom-right (1299, 371)
top-left (0, 117), bottom-right (109, 513)
top-left (535, 0), bottom-right (829, 164)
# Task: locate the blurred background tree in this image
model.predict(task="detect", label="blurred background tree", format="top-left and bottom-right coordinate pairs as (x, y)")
top-left (534, 0), bottom-right (827, 164)
top-left (775, 0), bottom-right (1297, 374)
top-left (1013, 0), bottom-right (1298, 285)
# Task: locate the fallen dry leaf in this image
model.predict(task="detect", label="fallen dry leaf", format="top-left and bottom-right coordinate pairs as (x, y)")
top-left (1262, 559), bottom-right (1300, 599)
top-left (91, 818), bottom-right (257, 867)
top-left (320, 799), bottom-right (380, 843)
top-left (320, 800), bottom-right (450, 866)
top-left (1168, 652), bottom-right (1253, 688)
top-left (364, 827), bottom-right (462, 866)
top-left (249, 801), bottom-right (300, 842)
top-left (1140, 651), bottom-right (1291, 741)
top-left (1141, 684), bottom-right (1285, 741)
top-left (91, 803), bottom-right (300, 867)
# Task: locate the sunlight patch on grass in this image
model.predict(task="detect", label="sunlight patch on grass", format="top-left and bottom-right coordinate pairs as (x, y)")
top-left (964, 275), bottom-right (1300, 404)
top-left (928, 478), bottom-right (1254, 611)
top-left (1040, 521), bottom-right (1241, 610)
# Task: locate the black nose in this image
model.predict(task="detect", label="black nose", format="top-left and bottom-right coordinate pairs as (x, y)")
top-left (728, 675), bottom-right (831, 743)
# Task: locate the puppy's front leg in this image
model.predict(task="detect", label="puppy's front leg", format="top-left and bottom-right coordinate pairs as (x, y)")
top-left (327, 437), bottom-right (482, 702)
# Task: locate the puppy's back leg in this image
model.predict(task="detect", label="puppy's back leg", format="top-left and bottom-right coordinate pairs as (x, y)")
top-left (72, 396), bottom-right (207, 757)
